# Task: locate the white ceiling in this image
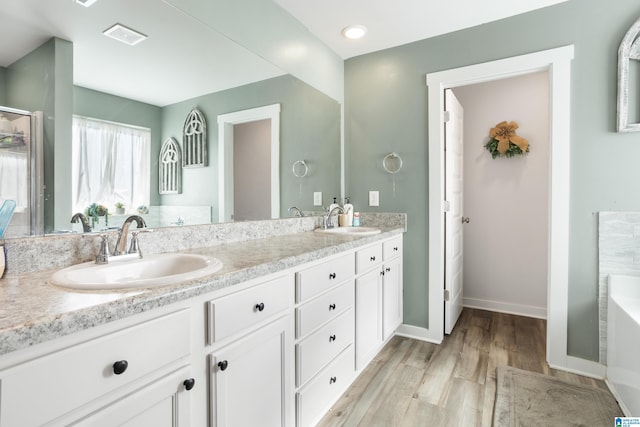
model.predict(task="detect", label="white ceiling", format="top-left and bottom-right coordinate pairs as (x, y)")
top-left (0, 0), bottom-right (567, 106)
top-left (274, 0), bottom-right (568, 59)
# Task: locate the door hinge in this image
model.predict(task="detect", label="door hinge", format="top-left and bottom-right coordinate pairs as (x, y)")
top-left (444, 289), bottom-right (450, 302)
top-left (443, 200), bottom-right (450, 212)
top-left (443, 110), bottom-right (451, 123)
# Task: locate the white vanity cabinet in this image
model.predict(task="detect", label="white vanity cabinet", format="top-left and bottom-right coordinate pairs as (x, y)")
top-left (294, 254), bottom-right (356, 427)
top-left (0, 309), bottom-right (194, 426)
top-left (382, 235), bottom-right (403, 339)
top-left (207, 275), bottom-right (294, 427)
top-left (355, 235), bottom-right (404, 370)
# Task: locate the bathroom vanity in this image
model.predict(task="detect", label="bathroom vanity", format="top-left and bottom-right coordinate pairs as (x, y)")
top-left (0, 217), bottom-right (404, 426)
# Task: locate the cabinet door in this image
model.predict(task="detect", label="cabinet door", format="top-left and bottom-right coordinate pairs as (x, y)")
top-left (210, 316), bottom-right (292, 427)
top-left (355, 269), bottom-right (383, 370)
top-left (383, 256), bottom-right (403, 339)
top-left (72, 366), bottom-right (193, 427)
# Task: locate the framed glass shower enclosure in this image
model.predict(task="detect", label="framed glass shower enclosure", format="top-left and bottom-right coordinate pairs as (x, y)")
top-left (0, 106), bottom-right (44, 237)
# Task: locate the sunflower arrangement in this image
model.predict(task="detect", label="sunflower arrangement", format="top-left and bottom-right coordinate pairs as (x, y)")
top-left (484, 121), bottom-right (529, 159)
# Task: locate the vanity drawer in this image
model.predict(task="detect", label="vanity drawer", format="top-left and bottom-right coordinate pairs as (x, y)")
top-left (296, 307), bottom-right (354, 387)
top-left (296, 280), bottom-right (354, 339)
top-left (383, 235), bottom-right (403, 260)
top-left (0, 309), bottom-right (190, 427)
top-left (296, 345), bottom-right (355, 427)
top-left (296, 254), bottom-right (354, 303)
top-left (356, 243), bottom-right (383, 274)
top-left (208, 275), bottom-right (291, 343)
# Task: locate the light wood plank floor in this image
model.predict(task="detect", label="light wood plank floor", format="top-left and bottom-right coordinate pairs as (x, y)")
top-left (316, 308), bottom-right (614, 427)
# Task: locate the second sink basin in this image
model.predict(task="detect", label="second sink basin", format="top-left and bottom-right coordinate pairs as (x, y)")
top-left (314, 226), bottom-right (381, 236)
top-left (51, 253), bottom-right (223, 291)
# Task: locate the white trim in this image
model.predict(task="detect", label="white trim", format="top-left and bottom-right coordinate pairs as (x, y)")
top-left (606, 379), bottom-right (633, 417)
top-left (463, 298), bottom-right (546, 320)
top-left (217, 104), bottom-right (281, 222)
top-left (395, 324), bottom-right (443, 344)
top-left (555, 356), bottom-right (607, 379)
top-left (426, 45), bottom-right (574, 370)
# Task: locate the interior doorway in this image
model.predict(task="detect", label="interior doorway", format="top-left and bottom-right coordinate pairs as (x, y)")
top-left (217, 104), bottom-right (280, 222)
top-left (426, 45), bottom-right (574, 370)
top-left (444, 71), bottom-right (551, 335)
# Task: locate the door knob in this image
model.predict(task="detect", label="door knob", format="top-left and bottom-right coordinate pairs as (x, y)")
top-left (461, 217), bottom-right (470, 224)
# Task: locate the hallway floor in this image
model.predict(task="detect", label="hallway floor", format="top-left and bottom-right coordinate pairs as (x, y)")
top-left (316, 308), bottom-right (616, 426)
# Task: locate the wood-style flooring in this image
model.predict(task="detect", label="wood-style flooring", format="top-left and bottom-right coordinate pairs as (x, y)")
top-left (316, 308), bottom-right (614, 427)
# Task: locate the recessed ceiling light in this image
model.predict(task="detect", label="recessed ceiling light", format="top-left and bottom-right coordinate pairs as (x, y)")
top-left (103, 24), bottom-right (147, 46)
top-left (341, 25), bottom-right (367, 40)
top-left (74, 0), bottom-right (99, 7)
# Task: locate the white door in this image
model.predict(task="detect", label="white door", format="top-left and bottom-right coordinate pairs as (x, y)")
top-left (444, 89), bottom-right (465, 334)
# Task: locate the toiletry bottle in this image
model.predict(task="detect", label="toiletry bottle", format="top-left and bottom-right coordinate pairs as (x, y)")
top-left (343, 197), bottom-right (354, 226)
top-left (329, 197), bottom-right (339, 213)
top-left (353, 212), bottom-right (361, 227)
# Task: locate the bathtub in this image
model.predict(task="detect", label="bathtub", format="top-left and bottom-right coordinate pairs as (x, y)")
top-left (607, 275), bottom-right (640, 416)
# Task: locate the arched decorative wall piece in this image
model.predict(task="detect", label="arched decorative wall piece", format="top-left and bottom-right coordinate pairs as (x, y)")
top-left (159, 137), bottom-right (182, 194)
top-left (182, 108), bottom-right (207, 167)
top-left (617, 16), bottom-right (640, 132)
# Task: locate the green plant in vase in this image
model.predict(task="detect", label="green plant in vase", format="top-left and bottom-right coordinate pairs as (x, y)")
top-left (85, 203), bottom-right (109, 229)
top-left (115, 202), bottom-right (125, 215)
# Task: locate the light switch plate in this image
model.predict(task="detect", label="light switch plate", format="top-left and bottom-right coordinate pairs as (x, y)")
top-left (313, 192), bottom-right (323, 206)
top-left (369, 190), bottom-right (379, 207)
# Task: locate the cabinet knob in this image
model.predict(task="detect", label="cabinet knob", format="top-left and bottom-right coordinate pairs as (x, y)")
top-left (218, 360), bottom-right (229, 371)
top-left (329, 303), bottom-right (336, 311)
top-left (255, 302), bottom-right (265, 312)
top-left (329, 334), bottom-right (336, 342)
top-left (393, 246), bottom-right (398, 251)
top-left (386, 267), bottom-right (391, 272)
top-left (329, 272), bottom-right (336, 279)
top-left (112, 360), bottom-right (128, 375)
top-left (330, 376), bottom-right (337, 384)
top-left (370, 256), bottom-right (376, 261)
top-left (380, 270), bottom-right (385, 276)
top-left (183, 378), bottom-right (196, 391)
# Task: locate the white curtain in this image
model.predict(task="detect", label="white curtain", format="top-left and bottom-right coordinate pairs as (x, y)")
top-left (72, 116), bottom-right (150, 213)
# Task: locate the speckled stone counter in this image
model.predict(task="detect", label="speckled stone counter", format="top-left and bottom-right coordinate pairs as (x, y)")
top-left (0, 219), bottom-right (405, 357)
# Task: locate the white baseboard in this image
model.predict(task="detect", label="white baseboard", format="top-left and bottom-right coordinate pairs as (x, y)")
top-left (463, 297), bottom-right (547, 319)
top-left (395, 324), bottom-right (442, 344)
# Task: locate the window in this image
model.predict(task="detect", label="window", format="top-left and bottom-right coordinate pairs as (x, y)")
top-left (72, 116), bottom-right (150, 214)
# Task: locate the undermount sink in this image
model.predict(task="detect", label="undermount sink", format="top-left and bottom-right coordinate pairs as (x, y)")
top-left (51, 253), bottom-right (223, 291)
top-left (314, 226), bottom-right (381, 236)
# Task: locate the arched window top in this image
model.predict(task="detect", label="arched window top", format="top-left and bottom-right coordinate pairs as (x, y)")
top-left (159, 137), bottom-right (182, 194)
top-left (183, 108), bottom-right (207, 167)
top-left (617, 17), bottom-right (640, 132)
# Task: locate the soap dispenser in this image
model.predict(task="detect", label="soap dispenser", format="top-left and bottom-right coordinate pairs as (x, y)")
top-left (329, 197), bottom-right (339, 213)
top-left (343, 197), bottom-right (354, 226)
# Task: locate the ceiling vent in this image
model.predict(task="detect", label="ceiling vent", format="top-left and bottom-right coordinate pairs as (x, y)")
top-left (102, 24), bottom-right (147, 46)
top-left (74, 0), bottom-right (99, 7)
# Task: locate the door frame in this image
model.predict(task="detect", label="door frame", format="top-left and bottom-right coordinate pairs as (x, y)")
top-left (426, 45), bottom-right (574, 370)
top-left (217, 104), bottom-right (281, 222)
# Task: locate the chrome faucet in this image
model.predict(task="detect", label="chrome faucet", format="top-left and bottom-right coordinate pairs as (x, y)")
top-left (70, 212), bottom-right (91, 233)
top-left (288, 206), bottom-right (304, 217)
top-left (113, 215), bottom-right (147, 256)
top-left (323, 206), bottom-right (344, 229)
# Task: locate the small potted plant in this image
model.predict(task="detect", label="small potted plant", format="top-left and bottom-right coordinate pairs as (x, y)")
top-left (85, 203), bottom-right (109, 230)
top-left (115, 202), bottom-right (125, 215)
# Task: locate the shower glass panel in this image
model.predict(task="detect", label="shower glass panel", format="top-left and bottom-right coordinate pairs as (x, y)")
top-left (0, 106), bottom-right (44, 237)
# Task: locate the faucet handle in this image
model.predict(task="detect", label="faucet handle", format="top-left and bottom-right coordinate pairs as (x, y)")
top-left (128, 231), bottom-right (142, 257)
top-left (96, 234), bottom-right (110, 264)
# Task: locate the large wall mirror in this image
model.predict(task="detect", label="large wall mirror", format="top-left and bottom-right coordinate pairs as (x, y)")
top-left (0, 0), bottom-right (341, 236)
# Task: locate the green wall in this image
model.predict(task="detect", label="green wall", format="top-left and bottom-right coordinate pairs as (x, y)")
top-left (161, 74), bottom-right (341, 222)
top-left (345, 0), bottom-right (640, 361)
top-left (0, 67), bottom-right (6, 105)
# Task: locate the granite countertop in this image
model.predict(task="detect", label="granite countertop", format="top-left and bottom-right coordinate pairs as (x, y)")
top-left (0, 227), bottom-right (404, 357)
